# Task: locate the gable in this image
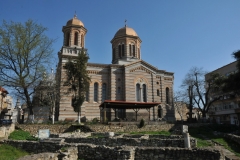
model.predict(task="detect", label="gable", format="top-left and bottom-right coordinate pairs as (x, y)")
top-left (125, 60), bottom-right (157, 74)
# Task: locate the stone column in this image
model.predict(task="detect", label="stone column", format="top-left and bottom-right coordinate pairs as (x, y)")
top-left (184, 132), bottom-right (191, 148)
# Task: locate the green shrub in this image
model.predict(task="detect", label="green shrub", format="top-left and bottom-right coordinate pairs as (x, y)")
top-left (92, 117), bottom-right (99, 124)
top-left (139, 119), bottom-right (145, 128)
top-left (8, 130), bottom-right (38, 141)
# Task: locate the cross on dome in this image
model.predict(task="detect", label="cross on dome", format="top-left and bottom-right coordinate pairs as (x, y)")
top-left (74, 11), bottom-right (77, 18)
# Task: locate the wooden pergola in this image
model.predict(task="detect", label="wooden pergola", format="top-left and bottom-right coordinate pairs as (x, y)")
top-left (99, 100), bottom-right (161, 122)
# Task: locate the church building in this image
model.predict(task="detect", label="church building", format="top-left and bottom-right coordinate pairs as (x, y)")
top-left (56, 15), bottom-right (175, 122)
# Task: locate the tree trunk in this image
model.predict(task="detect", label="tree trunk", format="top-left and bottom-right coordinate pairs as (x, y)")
top-left (202, 111), bottom-right (207, 123)
top-left (78, 110), bottom-right (81, 124)
top-left (188, 86), bottom-right (193, 122)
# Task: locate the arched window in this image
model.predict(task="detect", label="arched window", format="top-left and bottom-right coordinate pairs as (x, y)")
top-left (94, 82), bottom-right (98, 102)
top-left (121, 44), bottom-right (125, 57)
top-left (157, 89), bottom-right (160, 96)
top-left (74, 32), bottom-right (78, 45)
top-left (66, 32), bottom-right (70, 46)
top-left (129, 44), bottom-right (135, 57)
top-left (138, 48), bottom-right (140, 58)
top-left (136, 83), bottom-right (141, 102)
top-left (142, 84), bottom-right (147, 102)
top-left (129, 44), bottom-right (132, 56)
top-left (166, 87), bottom-right (169, 104)
top-left (81, 34), bottom-right (84, 47)
top-left (118, 45), bottom-right (121, 58)
top-left (132, 45), bottom-right (135, 57)
top-left (102, 83), bottom-right (107, 102)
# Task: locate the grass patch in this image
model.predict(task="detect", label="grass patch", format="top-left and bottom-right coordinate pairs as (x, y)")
top-left (8, 130), bottom-right (38, 141)
top-left (212, 137), bottom-right (240, 157)
top-left (189, 125), bottom-right (240, 156)
top-left (0, 144), bottom-right (29, 160)
top-left (195, 138), bottom-right (212, 148)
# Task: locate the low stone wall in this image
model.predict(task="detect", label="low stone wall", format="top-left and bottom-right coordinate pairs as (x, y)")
top-left (224, 133), bottom-right (240, 145)
top-left (15, 123), bottom-right (211, 135)
top-left (16, 123), bottom-right (177, 135)
top-left (134, 147), bottom-right (223, 160)
top-left (2, 140), bottom-right (224, 160)
top-left (86, 123), bottom-right (177, 133)
top-left (16, 124), bottom-right (71, 135)
top-left (64, 136), bottom-right (197, 148)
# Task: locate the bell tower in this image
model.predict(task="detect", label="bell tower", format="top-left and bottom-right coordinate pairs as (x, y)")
top-left (56, 15), bottom-right (88, 121)
top-left (111, 24), bottom-right (142, 65)
top-left (62, 14), bottom-right (87, 48)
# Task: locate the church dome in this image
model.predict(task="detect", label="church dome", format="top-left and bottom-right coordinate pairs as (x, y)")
top-left (66, 15), bottom-right (84, 27)
top-left (114, 26), bottom-right (138, 38)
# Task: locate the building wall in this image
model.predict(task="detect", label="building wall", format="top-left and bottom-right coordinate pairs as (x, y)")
top-left (57, 59), bottom-right (174, 121)
top-left (56, 17), bottom-right (175, 122)
top-left (205, 61), bottom-right (240, 125)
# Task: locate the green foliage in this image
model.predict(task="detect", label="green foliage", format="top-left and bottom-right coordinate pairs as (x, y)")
top-left (8, 130), bottom-right (38, 141)
top-left (233, 50), bottom-right (240, 70)
top-left (64, 49), bottom-right (91, 120)
top-left (92, 117), bottom-right (99, 124)
top-left (0, 144), bottom-right (29, 160)
top-left (60, 146), bottom-right (69, 152)
top-left (0, 19), bottom-right (55, 114)
top-left (139, 119), bottom-right (145, 128)
top-left (222, 50), bottom-right (240, 93)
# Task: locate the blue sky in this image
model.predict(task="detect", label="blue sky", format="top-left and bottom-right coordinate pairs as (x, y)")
top-left (1, 0), bottom-right (240, 91)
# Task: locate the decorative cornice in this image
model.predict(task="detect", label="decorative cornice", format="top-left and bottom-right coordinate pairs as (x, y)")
top-left (87, 63), bottom-right (123, 69)
top-left (129, 66), bottom-right (152, 74)
top-left (164, 77), bottom-right (173, 81)
top-left (87, 70), bottom-right (109, 75)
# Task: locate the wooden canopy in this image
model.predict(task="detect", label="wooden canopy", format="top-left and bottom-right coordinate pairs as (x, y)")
top-left (99, 100), bottom-right (161, 122)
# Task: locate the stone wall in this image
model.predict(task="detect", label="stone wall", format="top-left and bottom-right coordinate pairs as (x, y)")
top-left (0, 124), bottom-right (15, 139)
top-left (64, 135), bottom-right (197, 148)
top-left (16, 123), bottom-right (177, 135)
top-left (134, 147), bottom-right (223, 160)
top-left (86, 123), bottom-right (177, 133)
top-left (2, 140), bottom-right (224, 160)
top-left (16, 124), bottom-right (71, 135)
top-left (224, 133), bottom-right (240, 145)
top-left (15, 123), bottom-right (210, 135)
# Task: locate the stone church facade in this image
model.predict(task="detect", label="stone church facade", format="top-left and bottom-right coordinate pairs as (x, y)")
top-left (56, 15), bottom-right (175, 122)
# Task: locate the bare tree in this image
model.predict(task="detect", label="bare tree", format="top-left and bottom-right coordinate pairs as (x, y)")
top-left (174, 91), bottom-right (187, 123)
top-left (33, 69), bottom-right (58, 124)
top-left (0, 20), bottom-right (55, 120)
top-left (182, 67), bottom-right (224, 121)
top-left (181, 68), bottom-right (197, 122)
